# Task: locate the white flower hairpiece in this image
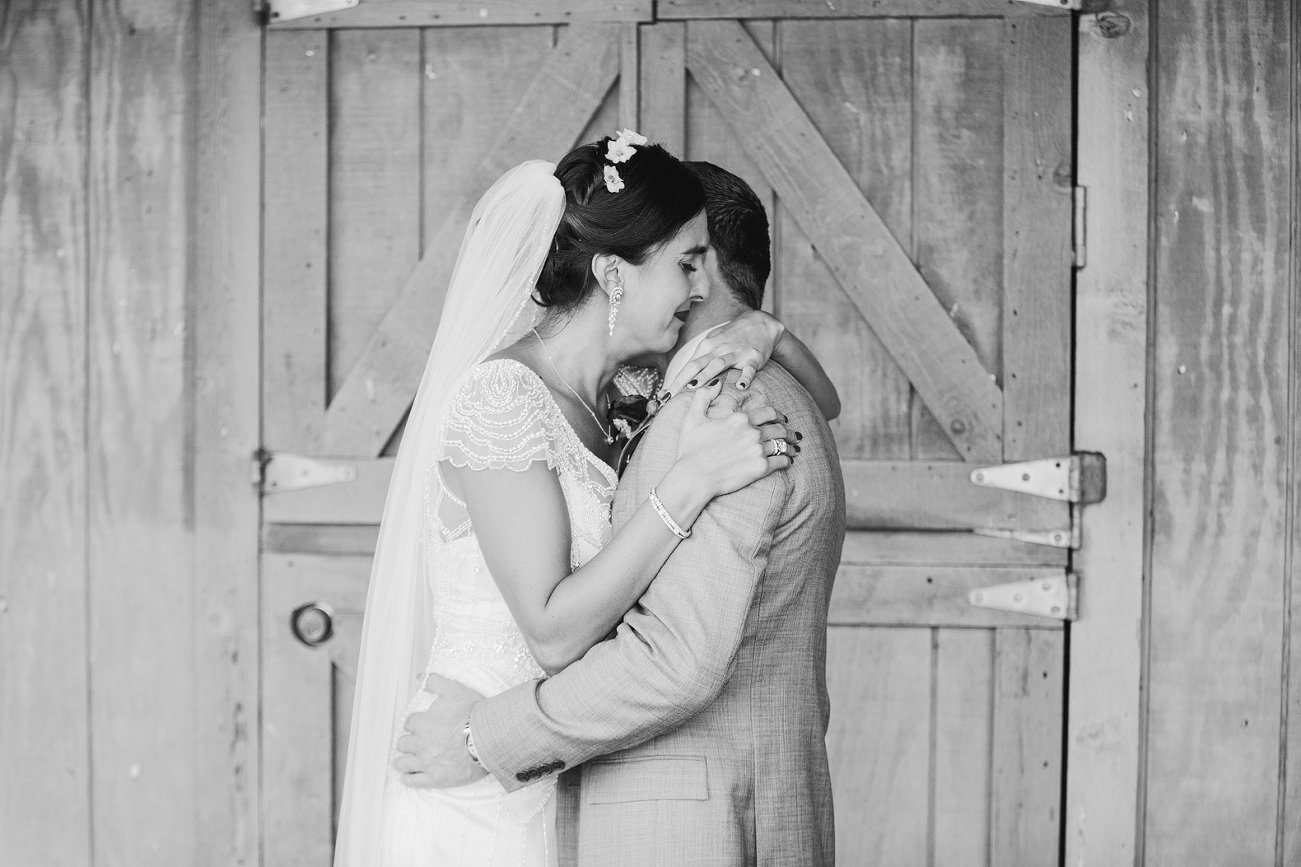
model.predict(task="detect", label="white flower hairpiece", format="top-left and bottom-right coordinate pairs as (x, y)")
top-left (603, 164), bottom-right (625, 193)
top-left (602, 128), bottom-right (649, 193)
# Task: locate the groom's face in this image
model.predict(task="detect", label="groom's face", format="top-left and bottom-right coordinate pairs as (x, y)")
top-left (679, 246), bottom-right (747, 346)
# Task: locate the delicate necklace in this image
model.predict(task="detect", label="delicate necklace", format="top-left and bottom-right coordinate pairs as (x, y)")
top-left (532, 327), bottom-right (615, 446)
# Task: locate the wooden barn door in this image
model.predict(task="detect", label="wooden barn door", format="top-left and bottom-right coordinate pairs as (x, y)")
top-left (256, 3), bottom-right (1077, 865)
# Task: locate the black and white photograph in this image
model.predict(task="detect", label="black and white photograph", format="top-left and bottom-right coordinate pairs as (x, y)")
top-left (2, 0), bottom-right (1298, 864)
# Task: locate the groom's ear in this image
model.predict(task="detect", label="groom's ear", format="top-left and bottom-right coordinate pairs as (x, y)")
top-left (591, 252), bottom-right (624, 297)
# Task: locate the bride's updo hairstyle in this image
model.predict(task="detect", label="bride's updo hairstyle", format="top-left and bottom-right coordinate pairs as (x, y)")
top-left (535, 136), bottom-right (705, 314)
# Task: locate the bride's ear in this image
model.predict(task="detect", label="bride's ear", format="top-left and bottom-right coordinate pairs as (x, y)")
top-left (590, 253), bottom-right (624, 298)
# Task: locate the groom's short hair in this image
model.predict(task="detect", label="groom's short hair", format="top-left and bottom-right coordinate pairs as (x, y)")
top-left (687, 161), bottom-right (770, 310)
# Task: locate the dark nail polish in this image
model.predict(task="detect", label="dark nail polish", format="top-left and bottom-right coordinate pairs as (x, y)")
top-left (782, 413), bottom-right (789, 423)
top-left (707, 377), bottom-right (720, 387)
top-left (737, 381), bottom-right (748, 390)
top-left (687, 379), bottom-right (699, 388)
top-left (793, 444), bottom-right (801, 454)
top-left (795, 431), bottom-right (803, 441)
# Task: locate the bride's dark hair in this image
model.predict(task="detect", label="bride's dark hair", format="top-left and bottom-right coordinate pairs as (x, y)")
top-left (535, 137), bottom-right (705, 313)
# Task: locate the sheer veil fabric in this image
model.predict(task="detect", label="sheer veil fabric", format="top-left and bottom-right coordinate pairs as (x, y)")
top-left (334, 161), bottom-right (566, 867)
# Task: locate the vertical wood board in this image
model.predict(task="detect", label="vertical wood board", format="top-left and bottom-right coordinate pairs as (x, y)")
top-left (638, 22), bottom-right (686, 155)
top-left (263, 30), bottom-right (329, 453)
top-left (0, 2), bottom-right (92, 861)
top-left (933, 629), bottom-right (993, 867)
top-left (1065, 2), bottom-right (1149, 863)
top-left (328, 29), bottom-right (422, 398)
top-left (87, 0), bottom-right (197, 862)
top-left (825, 628), bottom-right (932, 865)
top-left (1000, 14), bottom-right (1072, 461)
top-left (193, 0), bottom-right (263, 862)
top-left (1146, 0), bottom-right (1293, 862)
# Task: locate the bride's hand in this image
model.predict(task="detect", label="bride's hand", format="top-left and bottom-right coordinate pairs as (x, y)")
top-left (674, 380), bottom-right (797, 499)
top-left (661, 310), bottom-right (785, 397)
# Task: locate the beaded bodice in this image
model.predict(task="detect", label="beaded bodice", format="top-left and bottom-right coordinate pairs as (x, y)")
top-left (421, 359), bottom-right (617, 692)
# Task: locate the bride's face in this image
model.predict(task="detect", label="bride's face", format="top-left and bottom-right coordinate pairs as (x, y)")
top-left (615, 211), bottom-right (711, 355)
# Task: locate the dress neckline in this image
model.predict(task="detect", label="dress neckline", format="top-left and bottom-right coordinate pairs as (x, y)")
top-left (479, 357), bottom-right (620, 492)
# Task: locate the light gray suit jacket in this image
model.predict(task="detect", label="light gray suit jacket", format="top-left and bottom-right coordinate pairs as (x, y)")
top-left (470, 364), bottom-right (846, 866)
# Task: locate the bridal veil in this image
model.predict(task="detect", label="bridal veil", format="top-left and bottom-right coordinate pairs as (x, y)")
top-left (334, 161), bottom-right (566, 867)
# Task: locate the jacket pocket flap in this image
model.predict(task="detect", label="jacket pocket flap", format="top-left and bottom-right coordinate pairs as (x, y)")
top-left (583, 755), bottom-right (709, 804)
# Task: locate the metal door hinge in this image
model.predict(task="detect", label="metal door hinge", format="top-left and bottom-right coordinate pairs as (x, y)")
top-left (974, 526), bottom-right (1078, 549)
top-left (970, 452), bottom-right (1106, 504)
top-left (253, 450), bottom-right (359, 493)
top-left (1073, 185), bottom-right (1087, 268)
top-left (969, 573), bottom-right (1077, 621)
top-left (266, 0), bottom-right (357, 23)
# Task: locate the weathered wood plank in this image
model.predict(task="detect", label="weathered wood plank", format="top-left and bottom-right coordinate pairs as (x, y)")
top-left (831, 566), bottom-right (1067, 630)
top-left (329, 29), bottom-right (422, 398)
top-left (934, 629), bottom-right (993, 867)
top-left (262, 554), bottom-right (369, 867)
top-left (0, 2), bottom-right (92, 860)
top-left (990, 629), bottom-right (1063, 866)
top-left (910, 19), bottom-right (1004, 462)
top-left (843, 460), bottom-right (1069, 532)
top-left (841, 531), bottom-right (1069, 568)
top-left (262, 456), bottom-right (1070, 531)
top-left (264, 30), bottom-right (328, 453)
top-left (323, 24), bottom-right (620, 456)
top-left (87, 0), bottom-right (196, 861)
top-left (660, 0), bottom-right (1034, 19)
top-left (1064, 2), bottom-right (1149, 862)
top-left (686, 20), bottom-right (1004, 461)
top-left (825, 629), bottom-right (932, 864)
top-left (1001, 14), bottom-right (1072, 461)
top-left (779, 19), bottom-right (914, 462)
top-left (619, 23), bottom-right (638, 131)
top-left (1145, 0), bottom-right (1292, 862)
top-left (193, 0), bottom-right (263, 863)
top-left (270, 0), bottom-right (652, 29)
top-left (638, 22), bottom-right (685, 155)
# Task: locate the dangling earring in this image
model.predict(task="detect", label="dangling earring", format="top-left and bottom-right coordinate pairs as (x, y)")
top-left (607, 282), bottom-right (623, 336)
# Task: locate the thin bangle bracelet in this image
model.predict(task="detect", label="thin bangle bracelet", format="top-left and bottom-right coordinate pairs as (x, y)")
top-left (649, 487), bottom-right (691, 539)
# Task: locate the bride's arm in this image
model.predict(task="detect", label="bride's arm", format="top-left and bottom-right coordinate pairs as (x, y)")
top-left (659, 311), bottom-right (841, 420)
top-left (454, 384), bottom-right (791, 676)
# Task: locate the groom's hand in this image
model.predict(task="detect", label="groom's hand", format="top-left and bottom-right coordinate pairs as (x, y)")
top-left (393, 674), bottom-right (489, 788)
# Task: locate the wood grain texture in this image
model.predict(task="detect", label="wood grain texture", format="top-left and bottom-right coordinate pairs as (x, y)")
top-left (910, 18), bottom-right (1003, 461)
top-left (840, 530), bottom-right (1068, 568)
top-left (778, 19), bottom-right (914, 461)
top-left (660, 0), bottom-right (1024, 19)
top-left (825, 628), bottom-right (932, 865)
top-left (990, 629), bottom-right (1063, 866)
top-left (831, 566), bottom-right (1067, 630)
top-left (638, 22), bottom-right (685, 155)
top-left (0, 2), bottom-right (92, 861)
top-left (87, 0), bottom-right (196, 861)
top-left (934, 629), bottom-right (993, 867)
top-left (193, 0), bottom-right (262, 862)
top-left (263, 30), bottom-right (328, 453)
top-left (1146, 0), bottom-right (1293, 862)
top-left (1000, 14), bottom-right (1071, 461)
top-left (270, 0), bottom-right (652, 29)
top-left (1287, 3), bottom-right (1301, 862)
top-left (1064, 2), bottom-right (1149, 863)
top-left (328, 29), bottom-right (422, 398)
top-left (686, 20), bottom-right (1004, 461)
top-left (619, 23), bottom-right (638, 130)
top-left (262, 554), bottom-right (370, 867)
top-left (323, 24), bottom-right (620, 455)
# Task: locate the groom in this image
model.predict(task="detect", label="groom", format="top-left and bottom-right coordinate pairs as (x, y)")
top-left (396, 162), bottom-right (846, 866)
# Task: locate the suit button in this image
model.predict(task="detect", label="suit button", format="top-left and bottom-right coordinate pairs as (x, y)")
top-left (516, 772), bottom-right (528, 783)
top-left (552, 761), bottom-right (566, 772)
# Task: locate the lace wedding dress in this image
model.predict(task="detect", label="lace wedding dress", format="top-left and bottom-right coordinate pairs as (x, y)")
top-left (375, 358), bottom-right (617, 867)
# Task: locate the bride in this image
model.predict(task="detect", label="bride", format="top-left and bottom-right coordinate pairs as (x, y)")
top-left (334, 134), bottom-right (834, 866)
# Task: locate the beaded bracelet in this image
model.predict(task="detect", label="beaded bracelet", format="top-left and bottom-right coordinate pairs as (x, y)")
top-left (648, 487), bottom-right (691, 539)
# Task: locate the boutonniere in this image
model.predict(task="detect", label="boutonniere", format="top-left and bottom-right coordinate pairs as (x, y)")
top-left (608, 393), bottom-right (663, 476)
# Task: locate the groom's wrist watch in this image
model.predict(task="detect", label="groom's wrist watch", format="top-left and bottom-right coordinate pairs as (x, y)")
top-left (463, 720), bottom-right (483, 767)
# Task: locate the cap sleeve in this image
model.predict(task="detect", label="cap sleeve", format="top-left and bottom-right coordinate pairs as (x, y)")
top-left (440, 361), bottom-right (557, 473)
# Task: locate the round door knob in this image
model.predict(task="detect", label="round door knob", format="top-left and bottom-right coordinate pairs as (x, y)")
top-left (291, 602), bottom-right (335, 647)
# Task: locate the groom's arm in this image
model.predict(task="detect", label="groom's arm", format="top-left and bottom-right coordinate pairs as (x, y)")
top-left (469, 379), bottom-right (787, 793)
